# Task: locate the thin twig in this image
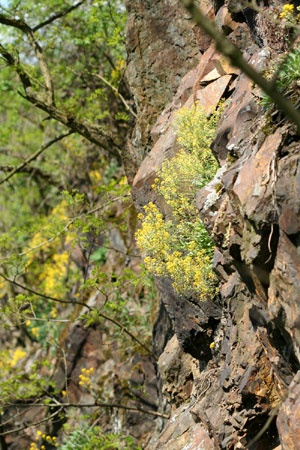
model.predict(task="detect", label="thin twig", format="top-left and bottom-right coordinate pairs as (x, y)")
top-left (0, 273), bottom-right (91, 310)
top-left (0, 407), bottom-right (64, 437)
top-left (25, 316), bottom-right (71, 323)
top-left (15, 193), bottom-right (131, 258)
top-left (93, 73), bottom-right (137, 118)
top-left (0, 42), bottom-right (121, 152)
top-left (248, 409), bottom-right (279, 449)
top-left (265, 223), bottom-right (274, 264)
top-left (0, 131), bottom-right (73, 185)
top-left (96, 310), bottom-right (157, 360)
top-left (0, 274), bottom-right (157, 359)
top-left (0, 13), bottom-right (55, 104)
top-left (33, 1), bottom-right (86, 32)
top-left (3, 402), bottom-right (169, 423)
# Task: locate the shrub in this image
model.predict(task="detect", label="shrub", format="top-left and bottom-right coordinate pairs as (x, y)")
top-left (60, 425), bottom-right (140, 450)
top-left (261, 43), bottom-right (300, 109)
top-left (136, 104), bottom-right (223, 300)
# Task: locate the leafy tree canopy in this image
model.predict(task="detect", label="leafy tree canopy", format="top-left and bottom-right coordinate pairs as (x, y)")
top-left (0, 1), bottom-right (155, 447)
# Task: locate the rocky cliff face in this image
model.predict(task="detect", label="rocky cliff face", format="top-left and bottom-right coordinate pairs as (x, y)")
top-left (126, 1), bottom-right (300, 449)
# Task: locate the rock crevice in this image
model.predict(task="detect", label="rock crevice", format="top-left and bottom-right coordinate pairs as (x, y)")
top-left (126, 1), bottom-right (300, 448)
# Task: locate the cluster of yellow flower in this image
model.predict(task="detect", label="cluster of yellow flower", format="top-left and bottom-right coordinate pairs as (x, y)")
top-left (174, 104), bottom-right (221, 164)
top-left (279, 3), bottom-right (299, 22)
top-left (137, 203), bottom-right (172, 272)
top-left (10, 347), bottom-right (26, 368)
top-left (79, 367), bottom-right (95, 389)
top-left (136, 104), bottom-right (222, 300)
top-left (153, 150), bottom-right (203, 218)
top-left (29, 430), bottom-right (59, 450)
top-left (25, 199), bottom-right (76, 299)
top-left (166, 250), bottom-right (216, 300)
top-left (41, 251), bottom-right (69, 297)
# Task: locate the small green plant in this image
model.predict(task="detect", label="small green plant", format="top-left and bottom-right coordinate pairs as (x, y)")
top-left (60, 424), bottom-right (140, 450)
top-left (261, 43), bottom-right (300, 110)
top-left (136, 104), bottom-right (223, 300)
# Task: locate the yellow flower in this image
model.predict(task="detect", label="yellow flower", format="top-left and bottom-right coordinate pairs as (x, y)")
top-left (78, 367), bottom-right (94, 389)
top-left (31, 327), bottom-right (39, 338)
top-left (10, 347), bottom-right (26, 367)
top-left (279, 3), bottom-right (294, 18)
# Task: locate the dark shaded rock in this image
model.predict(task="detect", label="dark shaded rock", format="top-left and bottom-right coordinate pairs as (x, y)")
top-left (156, 277), bottom-right (222, 361)
top-left (153, 300), bottom-right (173, 357)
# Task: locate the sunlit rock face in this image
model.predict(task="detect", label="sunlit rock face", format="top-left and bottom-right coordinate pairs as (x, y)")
top-left (126, 0), bottom-right (300, 448)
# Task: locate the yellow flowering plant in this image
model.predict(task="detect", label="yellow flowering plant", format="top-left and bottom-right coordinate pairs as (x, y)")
top-left (279, 3), bottom-right (300, 23)
top-left (136, 104), bottom-right (223, 300)
top-left (78, 367), bottom-right (95, 390)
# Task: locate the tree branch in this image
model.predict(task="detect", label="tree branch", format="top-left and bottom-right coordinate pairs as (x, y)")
top-left (0, 165), bottom-right (55, 184)
top-left (0, 131), bottom-right (73, 185)
top-left (33, 1), bottom-right (86, 32)
top-left (0, 42), bottom-right (121, 154)
top-left (179, 0), bottom-right (300, 134)
top-left (0, 13), bottom-right (55, 105)
top-left (2, 402), bottom-right (169, 423)
top-left (0, 273), bottom-right (91, 310)
top-left (0, 274), bottom-right (157, 360)
top-left (19, 88), bottom-right (121, 152)
top-left (0, 407), bottom-right (64, 437)
top-left (93, 73), bottom-right (137, 118)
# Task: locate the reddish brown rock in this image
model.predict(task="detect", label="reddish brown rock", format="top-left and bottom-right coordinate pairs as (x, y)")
top-left (277, 371), bottom-right (300, 450)
top-left (232, 129), bottom-right (283, 222)
top-left (126, 1), bottom-right (300, 449)
top-left (195, 74), bottom-right (232, 111)
top-left (147, 403), bottom-right (216, 450)
top-left (268, 232), bottom-right (300, 361)
top-left (125, 0), bottom-right (203, 181)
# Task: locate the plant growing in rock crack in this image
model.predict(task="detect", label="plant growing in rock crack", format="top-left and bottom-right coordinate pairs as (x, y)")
top-left (261, 43), bottom-right (300, 110)
top-left (136, 103), bottom-right (224, 300)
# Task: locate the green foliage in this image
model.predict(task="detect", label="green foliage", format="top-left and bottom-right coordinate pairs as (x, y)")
top-left (261, 44), bottom-right (300, 109)
top-left (0, 1), bottom-right (157, 446)
top-left (136, 104), bottom-right (223, 300)
top-left (60, 424), bottom-right (140, 450)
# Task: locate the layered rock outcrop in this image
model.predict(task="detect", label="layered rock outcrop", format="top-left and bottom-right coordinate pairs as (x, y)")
top-left (126, 0), bottom-right (300, 448)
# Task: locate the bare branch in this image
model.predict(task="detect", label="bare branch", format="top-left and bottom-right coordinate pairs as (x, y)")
top-left (0, 165), bottom-right (55, 184)
top-left (33, 1), bottom-right (86, 32)
top-left (19, 88), bottom-right (121, 152)
top-left (0, 273), bottom-right (157, 359)
top-left (0, 407), bottom-right (64, 437)
top-left (0, 131), bottom-right (73, 185)
top-left (96, 309), bottom-right (157, 360)
top-left (0, 43), bottom-right (32, 89)
top-left (94, 73), bottom-right (137, 118)
top-left (0, 273), bottom-right (91, 310)
top-left (2, 402), bottom-right (169, 425)
top-left (179, 0), bottom-right (300, 134)
top-left (0, 14), bottom-right (31, 33)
